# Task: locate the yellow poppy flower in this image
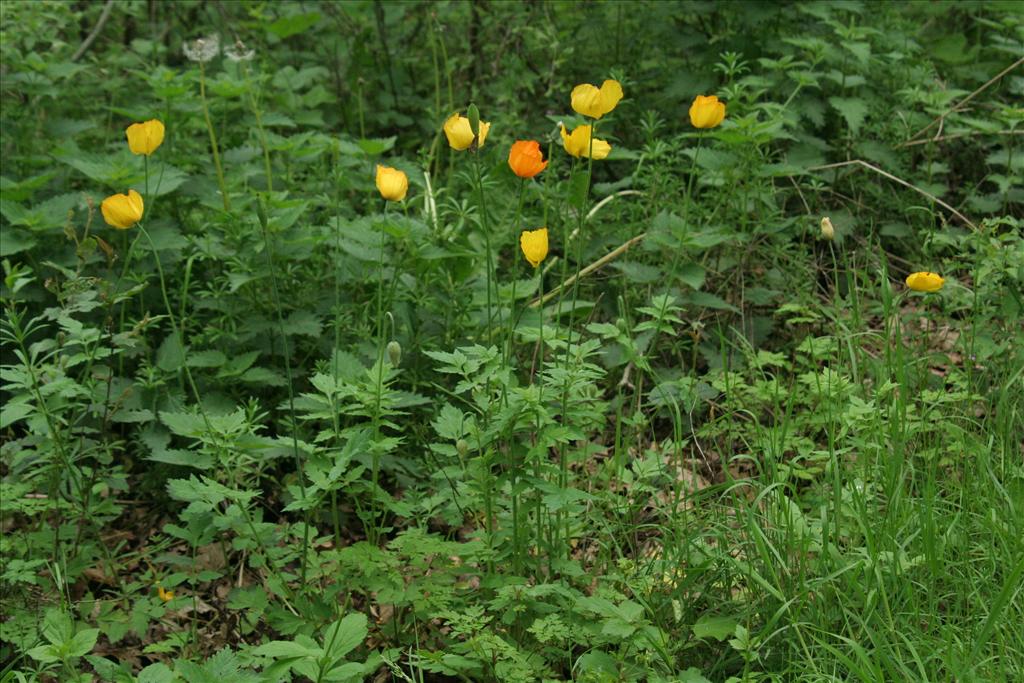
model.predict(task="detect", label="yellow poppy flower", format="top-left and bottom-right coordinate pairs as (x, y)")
top-left (571, 79), bottom-right (623, 119)
top-left (443, 113), bottom-right (491, 151)
top-left (101, 190), bottom-right (144, 230)
top-left (689, 95), bottom-right (726, 129)
top-left (125, 119), bottom-right (165, 156)
top-left (375, 165), bottom-right (408, 202)
top-left (520, 228), bottom-right (549, 268)
top-left (157, 585), bottom-right (175, 602)
top-left (905, 272), bottom-right (944, 292)
top-left (560, 124), bottom-right (611, 160)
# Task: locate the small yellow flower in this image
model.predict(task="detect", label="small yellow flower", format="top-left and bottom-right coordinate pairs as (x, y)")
top-left (520, 228), bottom-right (549, 268)
top-left (560, 124), bottom-right (611, 160)
top-left (689, 95), bottom-right (726, 129)
top-left (375, 165), bottom-right (408, 202)
top-left (571, 79), bottom-right (623, 119)
top-left (820, 216), bottom-right (835, 241)
top-left (443, 113), bottom-right (491, 151)
top-left (905, 272), bottom-right (944, 292)
top-left (157, 585), bottom-right (175, 602)
top-left (101, 190), bottom-right (144, 230)
top-left (125, 119), bottom-right (165, 156)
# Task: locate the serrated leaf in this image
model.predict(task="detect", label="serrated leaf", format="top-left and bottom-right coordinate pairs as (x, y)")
top-left (828, 97), bottom-right (868, 135)
top-left (693, 614), bottom-right (739, 641)
top-left (252, 640), bottom-right (321, 659)
top-left (267, 13), bottom-right (321, 40)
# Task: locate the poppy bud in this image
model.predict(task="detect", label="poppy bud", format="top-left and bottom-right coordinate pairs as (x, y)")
top-left (467, 103), bottom-right (480, 138)
top-left (820, 216), bottom-right (835, 241)
top-left (387, 340), bottom-right (402, 367)
top-left (456, 439), bottom-right (469, 457)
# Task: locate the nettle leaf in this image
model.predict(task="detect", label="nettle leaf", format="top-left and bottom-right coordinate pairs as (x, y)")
top-left (284, 310), bottom-right (322, 337)
top-left (676, 263), bottom-right (706, 290)
top-left (828, 97), bottom-right (868, 135)
top-left (187, 350), bottom-right (227, 368)
top-left (218, 351), bottom-right (261, 377)
top-left (160, 411), bottom-right (207, 437)
top-left (267, 12), bottom-right (321, 40)
top-left (156, 334), bottom-right (187, 372)
top-left (693, 614), bottom-right (739, 641)
top-left (356, 136), bottom-right (396, 156)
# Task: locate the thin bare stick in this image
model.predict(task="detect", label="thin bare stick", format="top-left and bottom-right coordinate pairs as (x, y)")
top-left (530, 233), bottom-right (647, 308)
top-left (897, 129), bottom-right (1023, 149)
top-left (905, 56), bottom-right (1023, 143)
top-left (806, 159), bottom-right (978, 231)
top-left (71, 0), bottom-right (115, 62)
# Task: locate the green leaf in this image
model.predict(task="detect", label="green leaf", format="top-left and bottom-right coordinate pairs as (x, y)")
top-left (676, 263), bottom-right (706, 289)
top-left (136, 663), bottom-right (176, 683)
top-left (66, 628), bottom-right (99, 657)
top-left (321, 612), bottom-right (368, 661)
top-left (160, 411), bottom-right (207, 438)
top-left (252, 639), bottom-right (321, 659)
top-left (681, 291), bottom-right (739, 313)
top-left (0, 227), bottom-right (36, 255)
top-left (693, 614), bottom-right (739, 641)
top-left (0, 402), bottom-right (32, 429)
top-left (187, 350), bottom-right (227, 368)
top-left (267, 13), bottom-right (321, 39)
top-left (356, 137), bottom-right (397, 156)
top-left (218, 351), bottom-right (260, 378)
top-left (828, 97), bottom-right (868, 135)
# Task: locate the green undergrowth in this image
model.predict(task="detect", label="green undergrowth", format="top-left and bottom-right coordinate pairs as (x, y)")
top-left (1, 1), bottom-right (1022, 681)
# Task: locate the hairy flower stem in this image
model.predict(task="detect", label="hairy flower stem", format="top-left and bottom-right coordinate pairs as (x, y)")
top-left (256, 198), bottom-right (309, 584)
top-left (199, 62), bottom-right (231, 212)
top-left (244, 65), bottom-right (274, 194)
top-left (506, 178), bottom-right (526, 367)
top-left (369, 202), bottom-right (389, 545)
top-left (138, 227), bottom-right (211, 430)
top-left (330, 143), bottom-right (344, 549)
top-left (471, 153), bottom-right (500, 345)
top-left (554, 121), bottom-right (597, 554)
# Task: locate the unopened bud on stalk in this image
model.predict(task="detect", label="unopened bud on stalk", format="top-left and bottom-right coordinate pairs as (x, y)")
top-left (387, 340), bottom-right (402, 367)
top-left (820, 216), bottom-right (835, 241)
top-left (467, 103), bottom-right (480, 138)
top-left (256, 196), bottom-right (269, 232)
top-left (456, 439), bottom-right (469, 457)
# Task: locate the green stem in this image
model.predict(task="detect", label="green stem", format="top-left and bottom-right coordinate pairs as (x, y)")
top-left (506, 178), bottom-right (526, 367)
top-left (555, 121), bottom-right (597, 555)
top-left (370, 202), bottom-right (389, 544)
top-left (472, 153), bottom-right (499, 345)
top-left (245, 65), bottom-right (274, 194)
top-left (256, 198), bottom-right (309, 584)
top-left (199, 62), bottom-right (231, 212)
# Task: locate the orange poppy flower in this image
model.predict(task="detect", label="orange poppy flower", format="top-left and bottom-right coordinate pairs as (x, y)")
top-left (508, 140), bottom-right (548, 179)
